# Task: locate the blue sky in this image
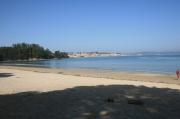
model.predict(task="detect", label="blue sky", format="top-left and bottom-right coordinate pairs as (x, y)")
top-left (0, 0), bottom-right (180, 52)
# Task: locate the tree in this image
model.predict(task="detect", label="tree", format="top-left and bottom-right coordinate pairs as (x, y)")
top-left (0, 43), bottom-right (69, 61)
top-left (54, 51), bottom-right (69, 59)
top-left (0, 54), bottom-right (3, 61)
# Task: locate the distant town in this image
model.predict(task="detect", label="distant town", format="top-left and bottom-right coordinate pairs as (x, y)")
top-left (68, 52), bottom-right (121, 58)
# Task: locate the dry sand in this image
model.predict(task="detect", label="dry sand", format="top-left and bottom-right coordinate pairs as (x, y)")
top-left (0, 66), bottom-right (180, 119)
top-left (0, 66), bottom-right (180, 94)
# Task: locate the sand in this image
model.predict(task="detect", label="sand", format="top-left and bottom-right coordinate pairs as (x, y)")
top-left (0, 66), bottom-right (180, 119)
top-left (0, 66), bottom-right (180, 94)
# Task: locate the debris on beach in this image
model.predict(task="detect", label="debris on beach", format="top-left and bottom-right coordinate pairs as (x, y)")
top-left (127, 99), bottom-right (144, 105)
top-left (105, 98), bottom-right (115, 103)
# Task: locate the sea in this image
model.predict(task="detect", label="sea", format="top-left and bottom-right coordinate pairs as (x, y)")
top-left (3, 52), bottom-right (180, 74)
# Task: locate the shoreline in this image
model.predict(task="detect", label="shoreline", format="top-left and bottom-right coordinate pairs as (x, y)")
top-left (0, 63), bottom-right (174, 74)
top-left (0, 65), bottom-right (179, 85)
top-left (0, 62), bottom-right (175, 75)
top-left (0, 56), bottom-right (177, 75)
top-left (0, 66), bottom-right (180, 95)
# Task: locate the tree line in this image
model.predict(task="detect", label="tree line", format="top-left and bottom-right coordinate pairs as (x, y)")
top-left (0, 43), bottom-right (69, 61)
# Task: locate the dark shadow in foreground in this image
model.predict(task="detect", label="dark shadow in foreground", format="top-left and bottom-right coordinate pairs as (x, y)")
top-left (0, 85), bottom-right (180, 119)
top-left (0, 73), bottom-right (14, 78)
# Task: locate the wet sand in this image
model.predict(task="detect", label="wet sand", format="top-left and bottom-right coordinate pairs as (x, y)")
top-left (0, 65), bottom-right (179, 85)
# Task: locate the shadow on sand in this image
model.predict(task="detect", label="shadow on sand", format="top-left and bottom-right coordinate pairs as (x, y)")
top-left (0, 73), bottom-right (14, 78)
top-left (0, 85), bottom-right (180, 119)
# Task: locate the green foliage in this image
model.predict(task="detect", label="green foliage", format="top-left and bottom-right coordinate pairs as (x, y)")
top-left (54, 51), bottom-right (69, 59)
top-left (0, 55), bottom-right (3, 61)
top-left (0, 43), bottom-right (69, 61)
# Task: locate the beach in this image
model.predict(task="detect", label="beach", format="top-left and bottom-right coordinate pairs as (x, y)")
top-left (1, 66), bottom-right (180, 119)
top-left (0, 66), bottom-right (180, 94)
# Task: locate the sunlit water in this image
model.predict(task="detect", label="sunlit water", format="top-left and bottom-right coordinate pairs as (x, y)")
top-left (6, 55), bottom-right (180, 74)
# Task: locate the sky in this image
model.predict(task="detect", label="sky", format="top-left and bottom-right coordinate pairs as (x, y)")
top-left (0, 0), bottom-right (180, 52)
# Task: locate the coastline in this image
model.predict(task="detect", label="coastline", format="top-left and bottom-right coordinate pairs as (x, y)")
top-left (0, 65), bottom-right (178, 84)
top-left (0, 61), bottom-right (176, 75)
top-left (0, 65), bottom-right (180, 95)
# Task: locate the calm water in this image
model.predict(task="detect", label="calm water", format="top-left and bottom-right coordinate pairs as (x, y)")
top-left (7, 55), bottom-right (180, 74)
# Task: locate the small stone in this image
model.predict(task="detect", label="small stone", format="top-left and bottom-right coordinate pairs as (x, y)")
top-left (106, 98), bottom-right (114, 103)
top-left (127, 99), bottom-right (144, 105)
top-left (100, 111), bottom-right (109, 116)
top-left (82, 112), bottom-right (91, 116)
